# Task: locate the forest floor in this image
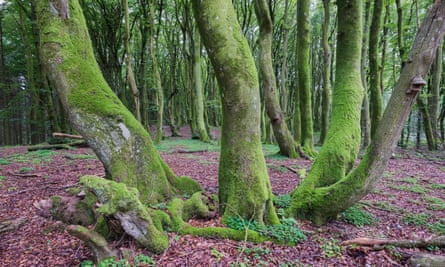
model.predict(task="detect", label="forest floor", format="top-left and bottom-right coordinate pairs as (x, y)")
top-left (1, 127), bottom-right (445, 266)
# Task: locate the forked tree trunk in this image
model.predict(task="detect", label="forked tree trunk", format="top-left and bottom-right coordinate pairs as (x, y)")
top-left (192, 0), bottom-right (279, 225)
top-left (288, 0), bottom-right (445, 225)
top-left (254, 0), bottom-right (298, 158)
top-left (36, 0), bottom-right (196, 203)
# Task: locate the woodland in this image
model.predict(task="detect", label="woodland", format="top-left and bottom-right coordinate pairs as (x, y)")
top-left (0, 0), bottom-right (445, 266)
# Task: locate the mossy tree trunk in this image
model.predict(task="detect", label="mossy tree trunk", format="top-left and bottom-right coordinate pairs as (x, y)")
top-left (191, 27), bottom-right (210, 142)
top-left (369, 0), bottom-right (384, 138)
top-left (36, 0), bottom-right (185, 204)
top-left (192, 0), bottom-right (279, 225)
top-left (296, 0), bottom-right (315, 155)
top-left (288, 0), bottom-right (445, 225)
top-left (319, 0), bottom-right (332, 145)
top-left (254, 0), bottom-right (298, 158)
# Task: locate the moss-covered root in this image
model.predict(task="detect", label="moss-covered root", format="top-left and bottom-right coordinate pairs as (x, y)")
top-left (168, 195), bottom-right (267, 243)
top-left (80, 175), bottom-right (168, 253)
top-left (66, 225), bottom-right (118, 263)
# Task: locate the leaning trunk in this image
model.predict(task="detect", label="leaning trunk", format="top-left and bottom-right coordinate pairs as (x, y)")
top-left (288, 0), bottom-right (445, 225)
top-left (254, 0), bottom-right (298, 158)
top-left (36, 0), bottom-right (188, 203)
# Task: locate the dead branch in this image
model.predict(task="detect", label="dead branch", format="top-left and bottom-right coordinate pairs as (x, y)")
top-left (0, 217), bottom-right (27, 234)
top-left (341, 236), bottom-right (445, 249)
top-left (52, 132), bottom-right (84, 139)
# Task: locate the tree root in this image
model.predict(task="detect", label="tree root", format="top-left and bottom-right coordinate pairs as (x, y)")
top-left (66, 225), bottom-right (118, 263)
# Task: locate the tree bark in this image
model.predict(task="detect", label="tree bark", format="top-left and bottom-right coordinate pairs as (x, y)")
top-left (36, 0), bottom-right (198, 203)
top-left (369, 0), bottom-right (384, 138)
top-left (288, 0), bottom-right (445, 225)
top-left (254, 0), bottom-right (298, 158)
top-left (192, 0), bottom-right (279, 225)
top-left (296, 0), bottom-right (315, 155)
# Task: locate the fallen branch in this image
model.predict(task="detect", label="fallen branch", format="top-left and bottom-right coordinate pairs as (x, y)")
top-left (0, 217), bottom-right (27, 234)
top-left (408, 253), bottom-right (445, 267)
top-left (341, 236), bottom-right (445, 249)
top-left (52, 132), bottom-right (84, 139)
top-left (27, 143), bottom-right (72, 151)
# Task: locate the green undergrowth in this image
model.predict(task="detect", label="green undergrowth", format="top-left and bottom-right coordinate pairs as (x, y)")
top-left (225, 216), bottom-right (307, 245)
top-left (80, 253), bottom-right (155, 267)
top-left (2, 149), bottom-right (57, 165)
top-left (341, 205), bottom-right (376, 227)
top-left (423, 196), bottom-right (445, 211)
top-left (64, 153), bottom-right (97, 160)
top-left (402, 212), bottom-right (445, 235)
top-left (389, 184), bottom-right (428, 194)
top-left (155, 139), bottom-right (220, 153)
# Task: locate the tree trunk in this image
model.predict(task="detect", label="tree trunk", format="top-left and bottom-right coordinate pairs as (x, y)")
top-left (428, 42), bottom-right (442, 149)
top-left (191, 27), bottom-right (210, 142)
top-left (123, 0), bottom-right (141, 122)
top-left (192, 0), bottom-right (279, 225)
top-left (296, 0), bottom-right (315, 155)
top-left (369, 0), bottom-right (384, 138)
top-left (36, 0), bottom-right (199, 203)
top-left (254, 0), bottom-right (298, 158)
top-left (319, 0), bottom-right (332, 145)
top-left (288, 0), bottom-right (445, 225)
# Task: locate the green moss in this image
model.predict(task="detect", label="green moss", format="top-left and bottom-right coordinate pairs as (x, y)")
top-left (174, 176), bottom-right (202, 196)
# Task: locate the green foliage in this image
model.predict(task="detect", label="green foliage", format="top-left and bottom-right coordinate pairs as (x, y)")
top-left (389, 184), bottom-right (427, 194)
top-left (155, 139), bottom-right (219, 153)
top-left (341, 205), bottom-right (376, 227)
top-left (402, 212), bottom-right (431, 225)
top-left (429, 183), bottom-right (445, 190)
top-left (19, 167), bottom-right (34, 173)
top-left (80, 253), bottom-right (155, 267)
top-left (225, 216), bottom-right (306, 244)
top-left (273, 194), bottom-right (291, 209)
top-left (262, 218), bottom-right (307, 244)
top-left (428, 221), bottom-right (445, 235)
top-left (400, 177), bottom-right (418, 184)
top-left (210, 247), bottom-right (225, 261)
top-left (0, 158), bottom-right (10, 165)
top-left (317, 237), bottom-right (343, 258)
top-left (423, 196), bottom-right (445, 211)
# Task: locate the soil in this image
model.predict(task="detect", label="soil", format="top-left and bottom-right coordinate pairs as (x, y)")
top-left (1, 128), bottom-right (444, 266)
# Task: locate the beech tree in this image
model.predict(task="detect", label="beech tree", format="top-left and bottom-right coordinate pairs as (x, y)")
top-left (192, 0), bottom-right (279, 225)
top-left (288, 0), bottom-right (445, 225)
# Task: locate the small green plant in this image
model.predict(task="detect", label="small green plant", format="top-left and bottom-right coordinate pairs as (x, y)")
top-left (389, 184), bottom-right (427, 194)
top-left (149, 202), bottom-right (168, 210)
top-left (429, 183), bottom-right (445, 190)
top-left (273, 194), bottom-right (291, 209)
top-left (341, 205), bottom-right (376, 227)
top-left (226, 216), bottom-right (306, 244)
top-left (80, 253), bottom-right (155, 267)
top-left (402, 212), bottom-right (431, 225)
top-left (400, 177), bottom-right (418, 184)
top-left (428, 221), bottom-right (445, 235)
top-left (211, 247), bottom-right (225, 261)
top-left (0, 175), bottom-right (6, 181)
top-left (242, 247), bottom-right (270, 259)
top-left (19, 167), bottom-right (34, 173)
top-left (262, 218), bottom-right (307, 244)
top-left (423, 196), bottom-right (445, 211)
top-left (0, 158), bottom-right (10, 165)
top-left (225, 216), bottom-right (260, 231)
top-left (134, 254), bottom-right (155, 266)
top-left (319, 237), bottom-right (343, 258)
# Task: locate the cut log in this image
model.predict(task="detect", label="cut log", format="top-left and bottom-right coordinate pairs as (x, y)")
top-left (408, 253), bottom-right (445, 267)
top-left (341, 236), bottom-right (445, 249)
top-left (66, 225), bottom-right (118, 263)
top-left (52, 132), bottom-right (84, 139)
